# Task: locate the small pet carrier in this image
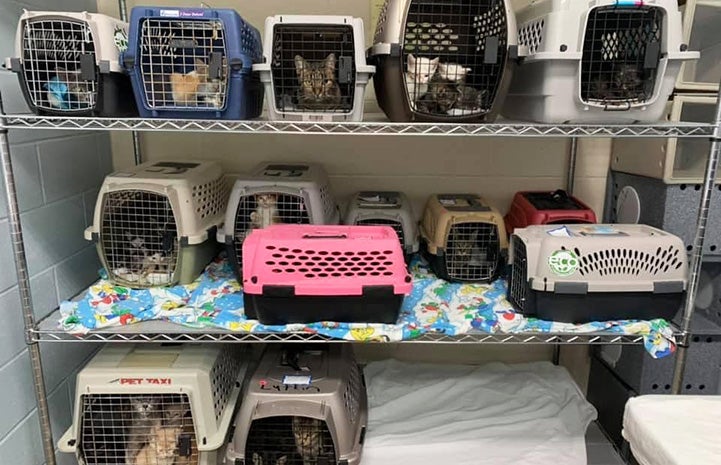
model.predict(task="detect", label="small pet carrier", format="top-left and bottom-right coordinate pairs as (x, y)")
top-left (218, 162), bottom-right (340, 288)
top-left (420, 194), bottom-right (507, 283)
top-left (502, 0), bottom-right (699, 123)
top-left (122, 6), bottom-right (264, 119)
top-left (344, 191), bottom-right (419, 259)
top-left (58, 344), bottom-right (249, 465)
top-left (504, 190), bottom-right (597, 235)
top-left (369, 0), bottom-right (519, 122)
top-left (85, 160), bottom-right (228, 288)
top-left (507, 224), bottom-right (688, 323)
top-left (254, 15), bottom-right (375, 122)
top-left (242, 225), bottom-right (412, 325)
top-left (226, 345), bottom-right (367, 465)
top-left (5, 10), bottom-right (137, 116)
top-left (677, 0), bottom-right (721, 91)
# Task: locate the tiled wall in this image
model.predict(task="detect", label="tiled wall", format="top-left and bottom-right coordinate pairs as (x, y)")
top-left (0, 1), bottom-right (112, 464)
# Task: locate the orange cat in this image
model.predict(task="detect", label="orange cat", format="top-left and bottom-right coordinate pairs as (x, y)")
top-left (131, 425), bottom-right (181, 465)
top-left (169, 59), bottom-right (208, 105)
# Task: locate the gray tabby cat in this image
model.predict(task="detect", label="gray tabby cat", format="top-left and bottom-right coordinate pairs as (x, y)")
top-left (292, 416), bottom-right (324, 465)
top-left (294, 54), bottom-right (342, 110)
top-left (252, 452), bottom-right (288, 465)
top-left (452, 230), bottom-right (479, 263)
top-left (125, 396), bottom-right (163, 464)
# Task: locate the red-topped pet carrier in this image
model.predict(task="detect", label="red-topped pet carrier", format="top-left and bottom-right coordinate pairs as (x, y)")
top-left (242, 224), bottom-right (412, 325)
top-left (505, 190), bottom-right (597, 234)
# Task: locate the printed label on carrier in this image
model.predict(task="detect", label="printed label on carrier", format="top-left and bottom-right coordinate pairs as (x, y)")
top-left (548, 249), bottom-right (579, 277)
top-left (282, 375), bottom-right (312, 386)
top-left (159, 9), bottom-right (180, 17)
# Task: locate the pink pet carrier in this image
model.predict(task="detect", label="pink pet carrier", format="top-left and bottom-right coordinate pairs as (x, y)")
top-left (242, 224), bottom-right (412, 324)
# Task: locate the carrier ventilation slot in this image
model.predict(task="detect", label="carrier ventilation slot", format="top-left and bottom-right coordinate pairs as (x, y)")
top-left (445, 222), bottom-right (500, 281)
top-left (245, 416), bottom-right (336, 465)
top-left (576, 245), bottom-right (684, 277)
top-left (262, 246), bottom-right (395, 279)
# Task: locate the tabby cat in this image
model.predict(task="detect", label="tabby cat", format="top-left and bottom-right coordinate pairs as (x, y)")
top-left (131, 425), bottom-right (181, 465)
top-left (125, 396), bottom-right (163, 464)
top-left (47, 67), bottom-right (92, 110)
top-left (252, 452), bottom-right (288, 465)
top-left (294, 53), bottom-right (342, 110)
top-left (249, 194), bottom-right (282, 229)
top-left (292, 416), bottom-right (324, 465)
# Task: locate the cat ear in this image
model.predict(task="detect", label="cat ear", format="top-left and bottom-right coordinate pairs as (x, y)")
top-left (194, 59), bottom-right (208, 76)
top-left (294, 55), bottom-right (307, 74)
top-left (431, 57), bottom-right (440, 66)
top-left (324, 53), bottom-right (337, 70)
top-left (407, 54), bottom-right (416, 66)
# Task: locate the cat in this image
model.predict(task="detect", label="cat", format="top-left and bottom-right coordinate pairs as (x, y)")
top-left (170, 59), bottom-right (221, 106)
top-left (452, 230), bottom-right (480, 263)
top-left (131, 425), bottom-right (181, 465)
top-left (252, 452), bottom-right (288, 465)
top-left (292, 416), bottom-right (324, 465)
top-left (249, 194), bottom-right (282, 230)
top-left (294, 53), bottom-right (342, 110)
top-left (589, 64), bottom-right (644, 102)
top-left (125, 396), bottom-right (163, 463)
top-left (438, 62), bottom-right (471, 83)
top-left (405, 54), bottom-right (439, 104)
top-left (46, 67), bottom-right (91, 110)
top-left (162, 402), bottom-right (190, 427)
top-left (416, 77), bottom-right (458, 114)
top-left (448, 85), bottom-right (486, 116)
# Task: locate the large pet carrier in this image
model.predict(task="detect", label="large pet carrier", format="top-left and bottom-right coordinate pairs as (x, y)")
top-left (677, 0), bottom-right (721, 91)
top-left (5, 10), bottom-right (137, 116)
top-left (85, 160), bottom-right (228, 288)
top-left (227, 345), bottom-right (367, 465)
top-left (370, 0), bottom-right (519, 122)
top-left (420, 194), bottom-right (507, 283)
top-left (58, 344), bottom-right (249, 465)
top-left (504, 190), bottom-right (597, 235)
top-left (344, 191), bottom-right (419, 259)
top-left (254, 15), bottom-right (375, 122)
top-left (507, 224), bottom-right (688, 323)
top-left (122, 6), bottom-right (264, 119)
top-left (217, 162), bottom-right (339, 289)
top-left (502, 0), bottom-right (699, 123)
top-left (242, 224), bottom-right (412, 325)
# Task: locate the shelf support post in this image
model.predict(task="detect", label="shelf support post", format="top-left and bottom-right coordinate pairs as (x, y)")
top-left (0, 94), bottom-right (56, 464)
top-left (671, 88), bottom-right (721, 394)
top-left (566, 137), bottom-right (578, 194)
top-left (118, 0), bottom-right (142, 165)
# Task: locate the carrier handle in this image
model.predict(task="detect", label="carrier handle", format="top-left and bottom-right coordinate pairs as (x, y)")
top-left (302, 233), bottom-right (348, 239)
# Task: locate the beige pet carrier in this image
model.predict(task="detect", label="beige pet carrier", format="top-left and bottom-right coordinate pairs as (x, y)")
top-left (226, 345), bottom-right (367, 465)
top-left (58, 344), bottom-right (249, 465)
top-left (86, 160), bottom-right (229, 288)
top-left (421, 194), bottom-right (507, 282)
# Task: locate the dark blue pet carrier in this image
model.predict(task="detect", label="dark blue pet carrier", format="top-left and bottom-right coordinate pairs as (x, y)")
top-left (122, 6), bottom-right (264, 119)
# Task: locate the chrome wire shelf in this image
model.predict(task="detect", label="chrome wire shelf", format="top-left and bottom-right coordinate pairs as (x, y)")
top-left (0, 114), bottom-right (715, 137)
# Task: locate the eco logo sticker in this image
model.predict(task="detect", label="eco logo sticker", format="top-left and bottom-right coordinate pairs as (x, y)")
top-left (548, 249), bottom-right (579, 277)
top-left (113, 27), bottom-right (128, 52)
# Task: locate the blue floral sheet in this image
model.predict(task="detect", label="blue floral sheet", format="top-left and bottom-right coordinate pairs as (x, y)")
top-left (58, 254), bottom-right (676, 358)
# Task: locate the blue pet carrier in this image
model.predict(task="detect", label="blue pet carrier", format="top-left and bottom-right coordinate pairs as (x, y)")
top-left (122, 6), bottom-right (264, 119)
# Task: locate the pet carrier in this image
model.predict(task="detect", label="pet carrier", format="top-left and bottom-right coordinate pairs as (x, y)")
top-left (504, 190), bottom-right (597, 235)
top-left (5, 10), bottom-right (137, 116)
top-left (369, 0), bottom-right (519, 122)
top-left (58, 344), bottom-right (249, 465)
top-left (612, 94), bottom-right (720, 183)
top-left (85, 160), bottom-right (229, 288)
top-left (254, 15), bottom-right (375, 122)
top-left (420, 194), bottom-right (507, 283)
top-left (677, 0), bottom-right (721, 91)
top-left (122, 6), bottom-right (264, 119)
top-left (217, 162), bottom-right (339, 290)
top-left (226, 345), bottom-right (367, 465)
top-left (242, 224), bottom-right (412, 325)
top-left (507, 224), bottom-right (688, 323)
top-left (344, 191), bottom-right (419, 259)
top-left (502, 0), bottom-right (699, 123)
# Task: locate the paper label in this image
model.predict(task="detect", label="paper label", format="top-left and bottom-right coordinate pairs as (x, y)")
top-left (547, 226), bottom-right (572, 238)
top-left (578, 225), bottom-right (628, 237)
top-left (159, 9), bottom-right (180, 17)
top-left (548, 249), bottom-right (579, 277)
top-left (282, 375), bottom-right (312, 386)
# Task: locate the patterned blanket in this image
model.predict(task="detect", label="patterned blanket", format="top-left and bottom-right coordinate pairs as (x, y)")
top-left (58, 255), bottom-right (676, 358)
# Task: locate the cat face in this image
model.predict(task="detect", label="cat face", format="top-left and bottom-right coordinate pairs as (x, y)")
top-left (163, 403), bottom-right (190, 426)
top-left (256, 193), bottom-right (278, 208)
top-left (130, 396), bottom-right (159, 417)
top-left (295, 54), bottom-right (340, 100)
top-left (252, 452), bottom-right (288, 465)
top-left (407, 54), bottom-right (439, 84)
top-left (53, 67), bottom-right (91, 102)
top-left (292, 416), bottom-right (323, 456)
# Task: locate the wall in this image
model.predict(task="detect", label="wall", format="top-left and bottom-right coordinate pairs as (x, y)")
top-left (0, 1), bottom-right (113, 464)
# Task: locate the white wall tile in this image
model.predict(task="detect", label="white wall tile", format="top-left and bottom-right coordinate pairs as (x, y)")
top-left (0, 289), bottom-right (28, 368)
top-left (0, 410), bottom-right (44, 465)
top-left (0, 351), bottom-right (36, 440)
top-left (0, 143), bottom-right (43, 218)
top-left (38, 135), bottom-right (105, 204)
top-left (54, 247), bottom-right (101, 302)
top-left (40, 343), bottom-right (97, 394)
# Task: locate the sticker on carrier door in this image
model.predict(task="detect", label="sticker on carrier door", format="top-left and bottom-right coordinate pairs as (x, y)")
top-left (548, 250), bottom-right (579, 277)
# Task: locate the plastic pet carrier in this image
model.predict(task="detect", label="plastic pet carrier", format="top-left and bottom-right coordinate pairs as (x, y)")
top-left (420, 194), bottom-right (507, 283)
top-left (507, 224), bottom-right (688, 323)
top-left (242, 225), bottom-right (412, 325)
top-left (58, 344), bottom-right (249, 465)
top-left (504, 190), bottom-right (597, 235)
top-left (227, 345), bottom-right (367, 465)
top-left (5, 10), bottom-right (137, 116)
top-left (677, 0), bottom-right (721, 91)
top-left (370, 0), bottom-right (518, 122)
top-left (218, 162), bottom-right (340, 288)
top-left (344, 191), bottom-right (419, 259)
top-left (122, 6), bottom-right (264, 119)
top-left (86, 160), bottom-right (228, 288)
top-left (503, 0), bottom-right (699, 123)
top-left (254, 15), bottom-right (375, 122)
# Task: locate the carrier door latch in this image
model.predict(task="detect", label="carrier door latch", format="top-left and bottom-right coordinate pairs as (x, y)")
top-left (644, 41), bottom-right (660, 69)
top-left (209, 51), bottom-right (223, 79)
top-left (338, 56), bottom-right (353, 84)
top-left (79, 54), bottom-right (96, 81)
top-left (484, 36), bottom-right (499, 64)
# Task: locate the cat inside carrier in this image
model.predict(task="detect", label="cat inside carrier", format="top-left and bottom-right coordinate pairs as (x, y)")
top-left (59, 344), bottom-right (249, 465)
top-left (255, 15), bottom-right (374, 121)
top-left (421, 194), bottom-right (508, 282)
top-left (504, 190), bottom-right (597, 235)
top-left (6, 11), bottom-right (137, 116)
top-left (86, 160), bottom-right (228, 288)
top-left (370, 0), bottom-right (519, 122)
top-left (226, 345), bottom-right (368, 465)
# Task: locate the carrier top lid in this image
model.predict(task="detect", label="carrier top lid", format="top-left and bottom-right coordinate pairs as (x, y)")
top-left (107, 160), bottom-right (220, 182)
top-left (521, 190), bottom-right (589, 211)
top-left (249, 162), bottom-right (326, 181)
top-left (513, 224), bottom-right (676, 241)
top-left (356, 191), bottom-right (402, 208)
top-left (437, 194), bottom-right (493, 212)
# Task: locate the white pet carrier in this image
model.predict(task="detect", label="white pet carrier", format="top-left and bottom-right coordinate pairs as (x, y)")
top-left (370, 0), bottom-right (519, 122)
top-left (508, 224), bottom-right (688, 323)
top-left (254, 15), bottom-right (375, 122)
top-left (677, 0), bottom-right (721, 91)
top-left (5, 10), bottom-right (136, 116)
top-left (344, 191), bottom-right (419, 258)
top-left (502, 0), bottom-right (699, 123)
top-left (58, 344), bottom-right (249, 465)
top-left (85, 160), bottom-right (229, 288)
top-left (226, 345), bottom-right (368, 465)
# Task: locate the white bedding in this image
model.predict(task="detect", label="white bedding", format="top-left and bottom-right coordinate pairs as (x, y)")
top-left (363, 360), bottom-right (597, 465)
top-left (623, 395), bottom-right (721, 465)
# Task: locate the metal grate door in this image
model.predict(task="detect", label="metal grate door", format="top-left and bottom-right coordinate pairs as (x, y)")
top-left (445, 222), bottom-right (500, 281)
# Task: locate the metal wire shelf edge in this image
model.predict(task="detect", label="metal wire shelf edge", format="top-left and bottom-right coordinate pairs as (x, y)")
top-left (0, 115), bottom-right (715, 137)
